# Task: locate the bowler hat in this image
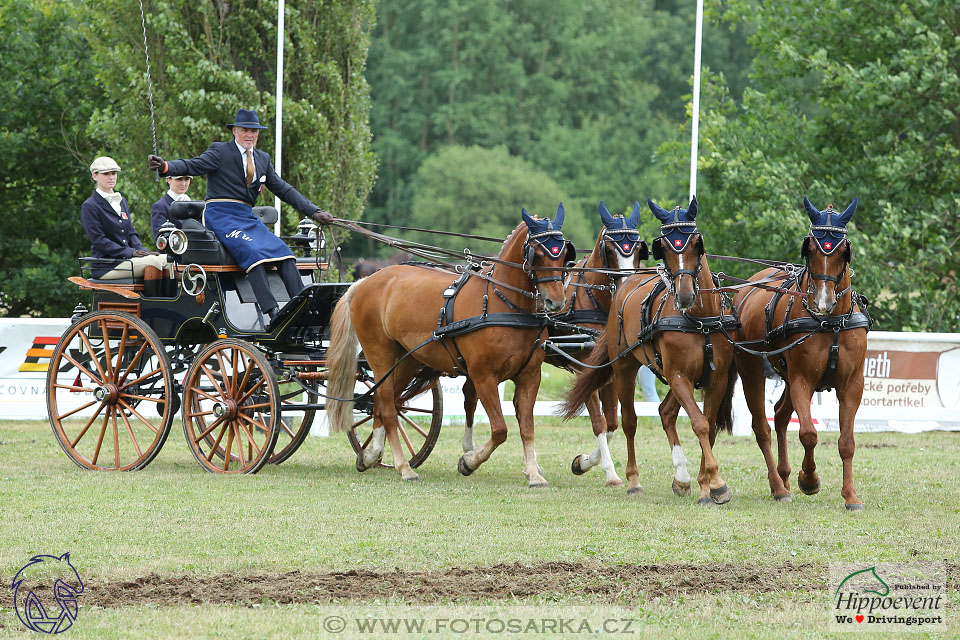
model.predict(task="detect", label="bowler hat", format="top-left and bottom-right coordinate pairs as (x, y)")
top-left (226, 109), bottom-right (268, 130)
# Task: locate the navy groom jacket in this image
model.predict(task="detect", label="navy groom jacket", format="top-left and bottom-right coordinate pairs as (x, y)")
top-left (80, 192), bottom-right (145, 277)
top-left (160, 141), bottom-right (318, 215)
top-left (150, 193), bottom-right (184, 242)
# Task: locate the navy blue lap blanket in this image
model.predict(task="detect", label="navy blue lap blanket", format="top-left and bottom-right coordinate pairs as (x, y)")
top-left (203, 201), bottom-right (293, 271)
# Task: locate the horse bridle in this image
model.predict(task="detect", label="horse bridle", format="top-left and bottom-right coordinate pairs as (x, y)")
top-left (523, 230), bottom-right (567, 287)
top-left (655, 220), bottom-right (704, 308)
top-left (802, 229), bottom-right (852, 312)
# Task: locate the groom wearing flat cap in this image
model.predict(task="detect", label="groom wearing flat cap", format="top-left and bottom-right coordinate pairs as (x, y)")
top-left (148, 108), bottom-right (333, 326)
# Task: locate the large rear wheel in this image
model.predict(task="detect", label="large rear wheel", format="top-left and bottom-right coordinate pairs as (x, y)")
top-left (181, 339), bottom-right (280, 474)
top-left (47, 311), bottom-right (174, 470)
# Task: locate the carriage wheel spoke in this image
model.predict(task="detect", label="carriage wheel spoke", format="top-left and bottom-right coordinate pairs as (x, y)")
top-left (53, 383), bottom-right (95, 394)
top-left (112, 322), bottom-right (129, 382)
top-left (361, 430), bottom-right (374, 449)
top-left (76, 331), bottom-right (108, 382)
top-left (194, 414), bottom-right (227, 443)
top-left (190, 387), bottom-right (222, 404)
top-left (237, 420), bottom-right (262, 457)
top-left (90, 411), bottom-right (111, 466)
top-left (59, 352), bottom-right (100, 388)
top-left (236, 355), bottom-right (255, 399)
top-left (222, 423), bottom-right (236, 471)
top-left (215, 350), bottom-right (233, 398)
top-left (230, 349), bottom-right (239, 397)
top-left (70, 403), bottom-right (107, 448)
top-left (117, 398), bottom-right (160, 436)
top-left (399, 412), bottom-right (429, 438)
top-left (119, 409), bottom-right (143, 458)
top-left (206, 423), bottom-right (229, 462)
top-left (112, 409), bottom-right (120, 468)
top-left (119, 364), bottom-right (162, 392)
top-left (57, 399), bottom-right (98, 420)
top-left (400, 406), bottom-right (433, 414)
top-left (117, 341), bottom-right (149, 388)
top-left (351, 414), bottom-right (373, 430)
top-left (119, 392), bottom-right (164, 404)
top-left (200, 363), bottom-right (226, 397)
top-left (238, 411), bottom-right (268, 433)
top-left (397, 423), bottom-right (416, 457)
top-left (99, 319), bottom-right (115, 381)
top-left (236, 377), bottom-right (266, 406)
top-left (187, 409), bottom-right (216, 419)
top-left (233, 422), bottom-right (247, 467)
top-left (280, 418), bottom-right (296, 438)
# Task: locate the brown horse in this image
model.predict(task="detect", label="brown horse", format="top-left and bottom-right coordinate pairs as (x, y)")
top-left (730, 197), bottom-right (870, 510)
top-left (325, 206), bottom-right (570, 484)
top-left (459, 202), bottom-right (648, 487)
top-left (562, 197), bottom-right (737, 503)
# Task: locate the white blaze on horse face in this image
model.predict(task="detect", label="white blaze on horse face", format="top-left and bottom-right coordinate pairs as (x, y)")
top-left (815, 253), bottom-right (833, 313)
top-left (672, 444), bottom-right (691, 484)
top-left (614, 250), bottom-right (634, 272)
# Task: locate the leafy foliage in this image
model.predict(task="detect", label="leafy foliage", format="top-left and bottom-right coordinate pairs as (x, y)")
top-left (660, 0), bottom-right (960, 331)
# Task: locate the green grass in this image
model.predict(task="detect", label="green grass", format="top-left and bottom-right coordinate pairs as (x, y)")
top-left (1, 418), bottom-right (958, 638)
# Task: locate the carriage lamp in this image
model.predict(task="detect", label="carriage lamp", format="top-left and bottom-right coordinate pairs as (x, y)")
top-left (293, 217), bottom-right (320, 255)
top-left (167, 228), bottom-right (189, 256)
top-left (70, 303), bottom-right (88, 324)
top-left (155, 221), bottom-right (177, 251)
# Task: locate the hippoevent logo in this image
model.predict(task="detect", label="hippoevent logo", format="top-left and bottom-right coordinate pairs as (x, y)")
top-left (12, 553), bottom-right (84, 634)
top-left (831, 562), bottom-right (944, 632)
top-left (18, 337), bottom-right (59, 373)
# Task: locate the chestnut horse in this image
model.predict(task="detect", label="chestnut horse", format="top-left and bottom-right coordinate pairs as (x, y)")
top-left (460, 202), bottom-right (648, 487)
top-left (730, 198), bottom-right (871, 510)
top-left (325, 206), bottom-right (570, 484)
top-left (561, 197), bottom-right (737, 503)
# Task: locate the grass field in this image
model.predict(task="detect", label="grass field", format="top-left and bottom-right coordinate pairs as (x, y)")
top-left (1, 414), bottom-right (958, 638)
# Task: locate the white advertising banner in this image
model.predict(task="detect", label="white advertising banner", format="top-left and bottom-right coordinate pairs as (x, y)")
top-left (0, 319), bottom-right (71, 419)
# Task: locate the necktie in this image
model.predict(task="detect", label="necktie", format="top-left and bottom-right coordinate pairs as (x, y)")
top-left (245, 150), bottom-right (255, 185)
top-left (104, 192), bottom-right (122, 205)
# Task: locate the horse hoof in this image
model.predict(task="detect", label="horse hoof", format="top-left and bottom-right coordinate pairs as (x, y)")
top-left (774, 493), bottom-right (793, 503)
top-left (457, 456), bottom-right (475, 477)
top-left (626, 486), bottom-right (643, 496)
top-left (697, 497), bottom-right (714, 505)
top-left (672, 479), bottom-right (691, 497)
top-left (605, 478), bottom-right (624, 488)
top-left (798, 477), bottom-right (821, 495)
top-left (845, 502), bottom-right (865, 512)
top-left (402, 473), bottom-right (419, 482)
top-left (355, 453), bottom-right (369, 473)
top-left (710, 484), bottom-right (732, 505)
top-left (570, 455), bottom-right (586, 476)
top-left (528, 481), bottom-right (549, 489)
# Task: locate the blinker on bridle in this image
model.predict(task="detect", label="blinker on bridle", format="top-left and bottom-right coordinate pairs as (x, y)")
top-left (523, 228), bottom-right (566, 286)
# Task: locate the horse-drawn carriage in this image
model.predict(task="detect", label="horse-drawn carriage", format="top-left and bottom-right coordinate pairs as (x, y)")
top-left (48, 196), bottom-right (873, 509)
top-left (46, 201), bottom-right (443, 474)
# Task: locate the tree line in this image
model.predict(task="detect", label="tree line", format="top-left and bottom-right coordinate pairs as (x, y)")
top-left (2, 0), bottom-right (956, 331)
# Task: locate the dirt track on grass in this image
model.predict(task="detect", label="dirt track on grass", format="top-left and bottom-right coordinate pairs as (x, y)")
top-left (3, 561), bottom-right (955, 608)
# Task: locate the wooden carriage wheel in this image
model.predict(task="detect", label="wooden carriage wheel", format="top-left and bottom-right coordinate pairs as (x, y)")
top-left (346, 367), bottom-right (443, 469)
top-left (47, 311), bottom-right (175, 471)
top-left (267, 373), bottom-right (318, 465)
top-left (181, 339), bottom-right (280, 474)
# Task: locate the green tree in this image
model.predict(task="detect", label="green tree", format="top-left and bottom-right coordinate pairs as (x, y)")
top-left (661, 0), bottom-right (960, 331)
top-left (83, 0), bottom-right (377, 239)
top-left (0, 0), bottom-right (101, 316)
top-left (364, 0), bottom-right (752, 251)
top-left (406, 145), bottom-right (592, 253)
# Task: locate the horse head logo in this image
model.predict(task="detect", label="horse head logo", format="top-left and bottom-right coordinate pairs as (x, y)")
top-left (12, 553), bottom-right (84, 634)
top-left (834, 566), bottom-right (890, 599)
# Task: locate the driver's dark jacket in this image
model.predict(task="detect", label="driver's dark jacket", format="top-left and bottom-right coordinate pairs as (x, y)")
top-left (81, 191), bottom-right (144, 260)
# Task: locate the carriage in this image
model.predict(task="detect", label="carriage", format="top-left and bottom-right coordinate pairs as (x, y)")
top-left (46, 201), bottom-right (443, 474)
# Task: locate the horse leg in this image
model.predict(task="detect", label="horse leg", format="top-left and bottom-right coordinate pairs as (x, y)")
top-left (462, 379), bottom-right (477, 454)
top-left (772, 387), bottom-right (794, 497)
top-left (458, 375), bottom-right (509, 478)
top-left (571, 389), bottom-right (622, 487)
top-left (789, 380), bottom-right (820, 496)
top-left (371, 360), bottom-right (421, 481)
top-left (598, 383), bottom-right (623, 486)
top-left (739, 355), bottom-right (791, 501)
top-left (671, 375), bottom-right (729, 504)
top-left (612, 361), bottom-right (642, 495)
top-left (837, 376), bottom-right (865, 511)
top-left (658, 390), bottom-right (691, 497)
top-left (511, 365), bottom-right (548, 487)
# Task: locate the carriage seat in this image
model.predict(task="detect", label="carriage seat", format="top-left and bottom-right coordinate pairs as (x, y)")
top-left (167, 201), bottom-right (280, 266)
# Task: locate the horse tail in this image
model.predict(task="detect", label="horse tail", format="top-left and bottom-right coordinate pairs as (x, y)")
top-left (326, 282), bottom-right (361, 433)
top-left (558, 330), bottom-right (613, 420)
top-left (716, 357), bottom-right (738, 434)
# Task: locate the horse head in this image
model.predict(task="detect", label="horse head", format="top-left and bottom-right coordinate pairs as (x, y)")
top-left (13, 553), bottom-right (84, 633)
top-left (801, 196), bottom-right (857, 315)
top-left (597, 201), bottom-right (649, 277)
top-left (648, 196), bottom-right (703, 310)
top-left (521, 203), bottom-right (570, 313)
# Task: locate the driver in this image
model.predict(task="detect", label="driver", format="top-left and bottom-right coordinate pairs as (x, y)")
top-left (148, 108), bottom-right (334, 326)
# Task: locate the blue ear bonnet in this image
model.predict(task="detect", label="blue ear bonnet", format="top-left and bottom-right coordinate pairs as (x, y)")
top-left (804, 197), bottom-right (857, 256)
top-left (599, 201), bottom-right (642, 257)
top-left (522, 205), bottom-right (566, 260)
top-left (648, 198), bottom-right (699, 253)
